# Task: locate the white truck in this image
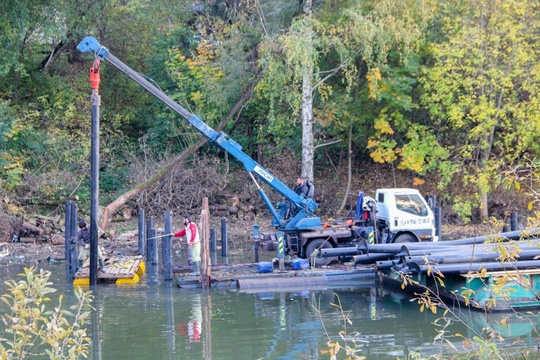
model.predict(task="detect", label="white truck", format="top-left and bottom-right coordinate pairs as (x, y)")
top-left (263, 188), bottom-right (437, 265)
top-left (374, 188), bottom-right (438, 244)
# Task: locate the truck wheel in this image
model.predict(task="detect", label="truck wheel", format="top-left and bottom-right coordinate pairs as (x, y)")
top-left (393, 234), bottom-right (416, 243)
top-left (305, 239), bottom-right (333, 266)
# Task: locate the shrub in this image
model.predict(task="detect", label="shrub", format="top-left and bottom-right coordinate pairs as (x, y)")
top-left (0, 267), bottom-right (93, 359)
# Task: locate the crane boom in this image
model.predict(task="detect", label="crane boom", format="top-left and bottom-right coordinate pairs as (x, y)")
top-left (77, 36), bottom-right (320, 230)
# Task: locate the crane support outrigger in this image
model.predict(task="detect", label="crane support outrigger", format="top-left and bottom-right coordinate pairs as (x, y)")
top-left (77, 36), bottom-right (321, 232)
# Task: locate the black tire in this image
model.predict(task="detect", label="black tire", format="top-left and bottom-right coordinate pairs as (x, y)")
top-left (304, 239), bottom-right (334, 266)
top-left (393, 233), bottom-right (416, 243)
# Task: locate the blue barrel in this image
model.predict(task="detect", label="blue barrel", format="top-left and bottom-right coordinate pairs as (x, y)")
top-left (257, 262), bottom-right (273, 273)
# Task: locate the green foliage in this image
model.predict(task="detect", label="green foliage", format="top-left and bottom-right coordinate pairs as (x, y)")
top-left (0, 0), bottom-right (539, 223)
top-left (420, 0), bottom-right (540, 218)
top-left (0, 267), bottom-right (93, 359)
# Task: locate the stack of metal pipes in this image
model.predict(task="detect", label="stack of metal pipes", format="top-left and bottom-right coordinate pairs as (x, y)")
top-left (319, 229), bottom-right (540, 276)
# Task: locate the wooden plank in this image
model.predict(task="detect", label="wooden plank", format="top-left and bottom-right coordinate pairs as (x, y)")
top-left (75, 256), bottom-right (142, 280)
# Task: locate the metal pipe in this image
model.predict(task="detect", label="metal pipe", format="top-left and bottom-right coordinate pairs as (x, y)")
top-left (375, 260), bottom-right (403, 271)
top-left (138, 209), bottom-right (145, 256)
top-left (238, 275), bottom-right (328, 289)
top-left (406, 259), bottom-right (540, 275)
top-left (146, 217), bottom-right (154, 263)
top-left (70, 203), bottom-right (78, 279)
top-left (511, 212), bottom-right (518, 231)
top-left (403, 249), bottom-right (540, 265)
top-left (320, 247), bottom-right (361, 258)
top-left (163, 211), bottom-right (172, 281)
top-left (89, 82), bottom-right (100, 286)
top-left (210, 228), bottom-right (216, 252)
top-left (221, 217), bottom-right (228, 257)
top-left (64, 201), bottom-right (72, 281)
top-left (360, 242), bottom-right (457, 254)
top-left (357, 229), bottom-right (540, 254)
top-left (435, 207), bottom-right (442, 240)
top-left (150, 228), bottom-right (158, 265)
top-left (253, 224), bottom-right (261, 263)
top-left (353, 253), bottom-right (397, 265)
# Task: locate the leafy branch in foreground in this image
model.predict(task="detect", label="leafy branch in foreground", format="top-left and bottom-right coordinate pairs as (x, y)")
top-left (398, 228), bottom-right (540, 359)
top-left (0, 267), bottom-right (93, 359)
top-left (310, 292), bottom-right (366, 360)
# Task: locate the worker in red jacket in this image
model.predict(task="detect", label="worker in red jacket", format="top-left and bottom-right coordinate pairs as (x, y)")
top-left (174, 214), bottom-right (200, 276)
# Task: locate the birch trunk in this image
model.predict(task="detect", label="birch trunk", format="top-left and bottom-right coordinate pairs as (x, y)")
top-left (301, 0), bottom-right (314, 181)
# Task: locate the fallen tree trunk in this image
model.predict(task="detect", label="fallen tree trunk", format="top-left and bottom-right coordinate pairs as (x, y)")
top-left (23, 222), bottom-right (44, 236)
top-left (100, 72), bottom-right (262, 231)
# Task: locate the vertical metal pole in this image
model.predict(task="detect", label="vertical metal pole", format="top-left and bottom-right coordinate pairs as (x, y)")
top-left (427, 195), bottom-right (437, 210)
top-left (210, 228), bottom-right (217, 265)
top-left (221, 217), bottom-right (228, 257)
top-left (138, 209), bottom-right (145, 256)
top-left (146, 217), bottom-right (154, 264)
top-left (70, 203), bottom-right (78, 279)
top-left (252, 224), bottom-right (260, 263)
top-left (511, 211), bottom-right (518, 231)
top-left (151, 228), bottom-right (158, 265)
top-left (89, 60), bottom-right (101, 286)
top-left (435, 207), bottom-right (442, 241)
top-left (277, 231), bottom-right (285, 271)
top-left (210, 228), bottom-right (216, 252)
top-left (163, 211), bottom-right (172, 281)
top-left (65, 201), bottom-right (72, 281)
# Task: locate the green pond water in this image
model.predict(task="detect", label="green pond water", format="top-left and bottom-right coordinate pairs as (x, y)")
top-left (1, 258), bottom-right (540, 359)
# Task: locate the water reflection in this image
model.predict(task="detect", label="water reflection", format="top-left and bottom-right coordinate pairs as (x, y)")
top-left (1, 263), bottom-right (540, 359)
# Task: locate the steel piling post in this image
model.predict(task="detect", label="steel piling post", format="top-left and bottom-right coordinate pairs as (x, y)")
top-left (253, 224), bottom-right (261, 263)
top-left (70, 203), bottom-right (78, 279)
top-left (221, 217), bottom-right (228, 257)
top-left (511, 211), bottom-right (518, 231)
top-left (163, 211), bottom-right (173, 281)
top-left (146, 216), bottom-right (154, 264)
top-left (138, 210), bottom-right (145, 256)
top-left (65, 201), bottom-right (72, 281)
top-left (89, 60), bottom-right (101, 286)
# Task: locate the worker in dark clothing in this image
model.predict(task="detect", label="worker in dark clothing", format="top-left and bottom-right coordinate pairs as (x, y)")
top-left (77, 221), bottom-right (106, 272)
top-left (284, 176), bottom-right (312, 220)
top-left (295, 177), bottom-right (310, 197)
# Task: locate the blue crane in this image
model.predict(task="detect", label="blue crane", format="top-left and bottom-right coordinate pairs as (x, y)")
top-left (77, 36), bottom-right (321, 231)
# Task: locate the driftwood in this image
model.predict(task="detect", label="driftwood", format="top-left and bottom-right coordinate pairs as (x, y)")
top-left (36, 214), bottom-right (61, 225)
top-left (23, 222), bottom-right (44, 236)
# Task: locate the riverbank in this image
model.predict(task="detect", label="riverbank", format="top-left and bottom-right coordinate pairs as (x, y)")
top-left (0, 218), bottom-right (499, 266)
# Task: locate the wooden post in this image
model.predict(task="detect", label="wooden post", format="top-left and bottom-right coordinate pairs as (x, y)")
top-left (200, 198), bottom-right (211, 288)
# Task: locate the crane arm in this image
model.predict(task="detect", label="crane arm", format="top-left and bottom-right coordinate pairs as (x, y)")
top-left (77, 36), bottom-right (320, 230)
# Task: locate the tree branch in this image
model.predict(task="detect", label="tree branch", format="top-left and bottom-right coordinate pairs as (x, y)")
top-left (314, 139), bottom-right (342, 150)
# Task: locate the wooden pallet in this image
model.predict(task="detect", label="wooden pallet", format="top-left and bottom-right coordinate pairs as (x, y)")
top-left (75, 256), bottom-right (145, 282)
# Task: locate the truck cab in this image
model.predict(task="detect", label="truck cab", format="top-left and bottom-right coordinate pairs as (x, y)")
top-left (375, 188), bottom-right (437, 243)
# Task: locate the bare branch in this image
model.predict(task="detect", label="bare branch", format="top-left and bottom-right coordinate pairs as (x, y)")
top-left (314, 139), bottom-right (342, 150)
